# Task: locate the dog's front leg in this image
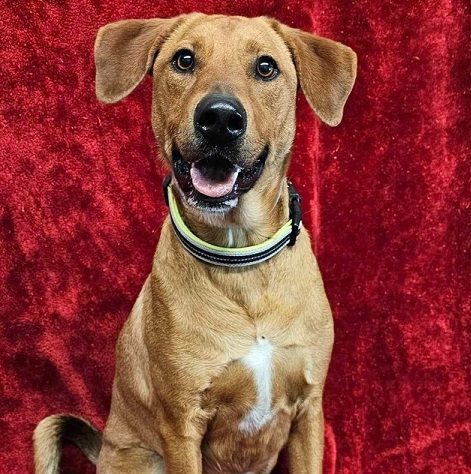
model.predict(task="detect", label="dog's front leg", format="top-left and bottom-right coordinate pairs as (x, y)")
top-left (162, 435), bottom-right (202, 474)
top-left (287, 397), bottom-right (325, 474)
top-left (158, 405), bottom-right (207, 474)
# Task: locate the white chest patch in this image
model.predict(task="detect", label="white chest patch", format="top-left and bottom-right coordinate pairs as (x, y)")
top-left (239, 337), bottom-right (274, 435)
top-left (226, 228), bottom-right (235, 247)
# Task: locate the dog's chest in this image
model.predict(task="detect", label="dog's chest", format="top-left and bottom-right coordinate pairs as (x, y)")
top-left (200, 335), bottom-right (315, 472)
top-left (202, 335), bottom-right (315, 433)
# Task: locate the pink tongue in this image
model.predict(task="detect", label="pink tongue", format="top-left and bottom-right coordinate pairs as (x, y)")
top-left (190, 165), bottom-right (239, 198)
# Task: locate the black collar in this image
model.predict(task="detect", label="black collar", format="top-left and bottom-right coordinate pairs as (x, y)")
top-left (163, 175), bottom-right (302, 267)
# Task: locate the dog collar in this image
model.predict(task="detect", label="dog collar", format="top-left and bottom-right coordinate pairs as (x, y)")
top-left (163, 175), bottom-right (302, 268)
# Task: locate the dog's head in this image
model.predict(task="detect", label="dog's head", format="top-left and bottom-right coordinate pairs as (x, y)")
top-left (95, 14), bottom-right (356, 220)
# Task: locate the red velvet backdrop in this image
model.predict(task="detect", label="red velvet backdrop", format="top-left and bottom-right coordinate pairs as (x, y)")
top-left (1, 0), bottom-right (470, 473)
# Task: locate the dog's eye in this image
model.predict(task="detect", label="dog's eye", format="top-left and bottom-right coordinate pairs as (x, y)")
top-left (256, 56), bottom-right (279, 80)
top-left (173, 49), bottom-right (194, 72)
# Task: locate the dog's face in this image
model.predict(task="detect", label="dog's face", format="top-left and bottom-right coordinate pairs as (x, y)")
top-left (95, 14), bottom-right (356, 218)
top-left (152, 16), bottom-right (298, 214)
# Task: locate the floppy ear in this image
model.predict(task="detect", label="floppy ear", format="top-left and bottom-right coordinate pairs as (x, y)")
top-left (272, 22), bottom-right (357, 126)
top-left (94, 17), bottom-right (182, 104)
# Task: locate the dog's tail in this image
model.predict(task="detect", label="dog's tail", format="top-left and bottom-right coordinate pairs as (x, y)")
top-left (33, 414), bottom-right (102, 474)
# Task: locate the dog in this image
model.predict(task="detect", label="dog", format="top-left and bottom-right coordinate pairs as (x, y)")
top-left (34, 13), bottom-right (356, 474)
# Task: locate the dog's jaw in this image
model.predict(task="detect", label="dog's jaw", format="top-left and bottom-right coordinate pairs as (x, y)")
top-left (186, 193), bottom-right (239, 214)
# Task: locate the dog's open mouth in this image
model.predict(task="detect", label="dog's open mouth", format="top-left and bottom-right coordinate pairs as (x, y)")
top-left (172, 146), bottom-right (268, 210)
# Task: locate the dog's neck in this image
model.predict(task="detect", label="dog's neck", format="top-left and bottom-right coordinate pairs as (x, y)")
top-left (174, 178), bottom-right (290, 248)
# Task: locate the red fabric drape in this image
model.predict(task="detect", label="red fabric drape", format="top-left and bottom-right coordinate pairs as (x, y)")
top-left (1, 1), bottom-right (469, 473)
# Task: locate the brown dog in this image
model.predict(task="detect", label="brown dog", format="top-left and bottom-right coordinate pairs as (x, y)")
top-left (34, 13), bottom-right (356, 474)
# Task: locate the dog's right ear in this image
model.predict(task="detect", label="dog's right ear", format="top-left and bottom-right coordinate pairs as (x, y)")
top-left (94, 17), bottom-right (182, 104)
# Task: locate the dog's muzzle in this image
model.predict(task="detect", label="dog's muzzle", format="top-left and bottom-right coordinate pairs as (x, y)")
top-left (170, 94), bottom-right (267, 211)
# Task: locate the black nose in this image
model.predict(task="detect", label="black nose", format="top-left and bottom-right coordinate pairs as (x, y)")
top-left (194, 94), bottom-right (247, 145)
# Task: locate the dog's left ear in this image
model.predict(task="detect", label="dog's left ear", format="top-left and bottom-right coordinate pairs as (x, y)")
top-left (271, 21), bottom-right (357, 126)
top-left (94, 17), bottom-right (185, 104)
